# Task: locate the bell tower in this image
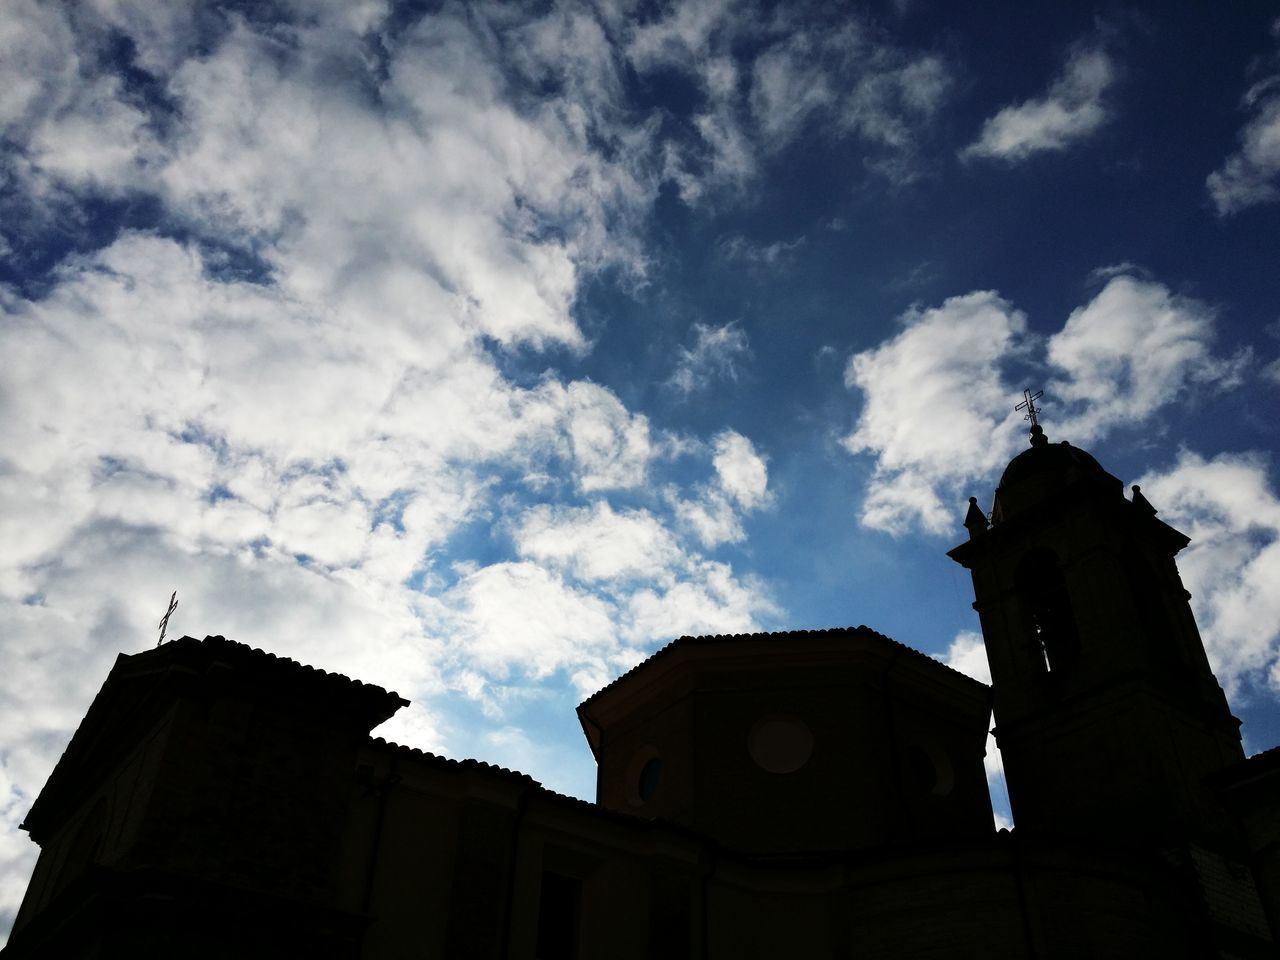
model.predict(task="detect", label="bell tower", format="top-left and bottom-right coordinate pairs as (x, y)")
top-left (948, 412), bottom-right (1244, 841)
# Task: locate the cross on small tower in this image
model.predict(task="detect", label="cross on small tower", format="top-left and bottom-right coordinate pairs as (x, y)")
top-left (1016, 388), bottom-right (1043, 427)
top-left (157, 590), bottom-right (178, 647)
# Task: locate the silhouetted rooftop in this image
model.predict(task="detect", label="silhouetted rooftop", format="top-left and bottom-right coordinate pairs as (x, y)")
top-left (577, 624), bottom-right (988, 710)
top-left (22, 635), bottom-right (406, 840)
top-left (992, 425), bottom-right (1122, 523)
top-left (999, 427), bottom-right (1106, 489)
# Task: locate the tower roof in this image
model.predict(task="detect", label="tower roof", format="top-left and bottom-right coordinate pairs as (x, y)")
top-left (992, 424), bottom-right (1121, 523)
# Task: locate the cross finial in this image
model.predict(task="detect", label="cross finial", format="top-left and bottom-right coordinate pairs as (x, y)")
top-left (157, 590), bottom-right (178, 647)
top-left (1015, 388), bottom-right (1043, 427)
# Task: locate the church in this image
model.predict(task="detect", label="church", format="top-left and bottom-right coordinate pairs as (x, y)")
top-left (3, 422), bottom-right (1278, 958)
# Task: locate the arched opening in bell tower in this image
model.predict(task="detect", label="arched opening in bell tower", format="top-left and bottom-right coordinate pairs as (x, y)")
top-left (1016, 549), bottom-right (1080, 675)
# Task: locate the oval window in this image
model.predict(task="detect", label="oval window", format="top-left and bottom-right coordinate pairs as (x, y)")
top-left (638, 757), bottom-right (662, 801)
top-left (904, 740), bottom-right (955, 797)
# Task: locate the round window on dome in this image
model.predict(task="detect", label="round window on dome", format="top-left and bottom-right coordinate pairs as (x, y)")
top-left (748, 716), bottom-right (814, 774)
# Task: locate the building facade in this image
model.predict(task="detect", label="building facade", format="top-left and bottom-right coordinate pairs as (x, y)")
top-left (4, 427), bottom-right (1278, 958)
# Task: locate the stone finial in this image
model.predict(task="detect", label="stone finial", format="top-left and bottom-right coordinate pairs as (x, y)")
top-left (964, 496), bottom-right (990, 537)
top-left (1131, 484), bottom-right (1157, 516)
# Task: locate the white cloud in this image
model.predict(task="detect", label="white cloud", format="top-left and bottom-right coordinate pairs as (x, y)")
top-left (668, 431), bottom-right (771, 547)
top-left (623, 559), bottom-right (775, 645)
top-left (560, 382), bottom-right (655, 492)
top-left (1048, 275), bottom-right (1249, 440)
top-left (0, 0), bottom-right (161, 195)
top-left (1208, 68), bottom-right (1280, 214)
top-left (749, 25), bottom-right (949, 149)
top-left (672, 488), bottom-right (747, 548)
top-left (1136, 451), bottom-right (1280, 695)
top-left (748, 22), bottom-right (950, 183)
top-left (842, 274), bottom-right (1249, 536)
top-left (625, 2), bottom-right (952, 198)
top-left (625, 0), bottom-right (741, 71)
top-left (859, 471), bottom-right (953, 538)
top-left (842, 291), bottom-right (1028, 534)
top-left (515, 502), bottom-right (683, 584)
top-left (713, 430), bottom-right (769, 509)
top-left (666, 321), bottom-right (752, 396)
top-left (440, 561), bottom-right (620, 690)
top-left (963, 45), bottom-right (1114, 163)
top-left (942, 629), bottom-right (990, 685)
top-left (749, 32), bottom-right (839, 146)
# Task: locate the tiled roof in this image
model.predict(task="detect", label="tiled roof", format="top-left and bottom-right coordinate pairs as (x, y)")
top-left (366, 737), bottom-right (539, 787)
top-left (577, 624), bottom-right (987, 709)
top-left (159, 634), bottom-right (408, 706)
top-left (22, 635), bottom-right (406, 838)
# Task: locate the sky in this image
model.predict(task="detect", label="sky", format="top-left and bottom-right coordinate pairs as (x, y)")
top-left (3, 0), bottom-right (1280, 937)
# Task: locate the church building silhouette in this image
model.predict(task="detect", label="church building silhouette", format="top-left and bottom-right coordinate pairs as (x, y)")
top-left (4, 424), bottom-right (1278, 958)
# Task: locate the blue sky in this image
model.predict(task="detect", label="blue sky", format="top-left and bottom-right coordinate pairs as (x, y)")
top-left (3, 0), bottom-right (1280, 935)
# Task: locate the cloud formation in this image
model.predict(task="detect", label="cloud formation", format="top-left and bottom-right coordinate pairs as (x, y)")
top-left (843, 274), bottom-right (1245, 536)
top-left (1207, 20), bottom-right (1280, 214)
top-left (671, 430), bottom-right (773, 547)
top-left (666, 321), bottom-right (752, 396)
top-left (1, 2), bottom-right (1276, 943)
top-left (1137, 451), bottom-right (1280, 696)
top-left (627, 1), bottom-right (953, 196)
top-left (963, 44), bottom-right (1115, 162)
top-left (1048, 275), bottom-right (1249, 439)
top-left (842, 291), bottom-right (1029, 533)
top-left (0, 2), bottom-right (785, 926)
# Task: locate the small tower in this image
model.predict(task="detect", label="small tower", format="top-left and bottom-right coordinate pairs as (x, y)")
top-left (948, 417), bottom-right (1244, 841)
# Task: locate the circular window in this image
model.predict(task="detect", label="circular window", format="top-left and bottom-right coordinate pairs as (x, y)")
top-left (748, 716), bottom-right (814, 774)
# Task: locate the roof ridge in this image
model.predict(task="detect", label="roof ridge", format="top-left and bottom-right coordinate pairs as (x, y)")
top-left (157, 634), bottom-right (406, 702)
top-left (367, 737), bottom-right (540, 786)
top-left (578, 624), bottom-right (983, 708)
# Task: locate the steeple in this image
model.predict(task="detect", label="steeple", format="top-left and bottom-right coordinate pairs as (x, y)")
top-left (948, 408), bottom-right (1244, 841)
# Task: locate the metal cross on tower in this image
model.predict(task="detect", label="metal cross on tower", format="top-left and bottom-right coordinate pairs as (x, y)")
top-left (157, 590), bottom-right (178, 647)
top-left (1016, 388), bottom-right (1043, 427)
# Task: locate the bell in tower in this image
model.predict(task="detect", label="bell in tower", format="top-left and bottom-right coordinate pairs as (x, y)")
top-left (948, 397), bottom-right (1245, 842)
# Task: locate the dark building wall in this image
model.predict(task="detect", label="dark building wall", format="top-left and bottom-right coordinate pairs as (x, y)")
top-left (129, 691), bottom-right (357, 901)
top-left (3, 639), bottom-right (400, 959)
top-left (331, 735), bottom-right (1252, 960)
top-left (1215, 747), bottom-right (1280, 938)
top-left (4, 635), bottom-right (1276, 959)
top-left (10, 701), bottom-right (176, 935)
top-left (582, 632), bottom-right (993, 858)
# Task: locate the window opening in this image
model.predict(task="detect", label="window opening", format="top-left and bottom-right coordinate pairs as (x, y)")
top-left (536, 870), bottom-right (581, 960)
top-left (1018, 550), bottom-right (1079, 674)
